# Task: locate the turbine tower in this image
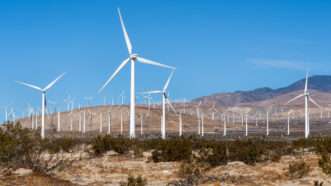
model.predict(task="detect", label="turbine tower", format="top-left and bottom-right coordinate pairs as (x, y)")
top-left (17, 73), bottom-right (65, 139)
top-left (287, 72), bottom-right (321, 138)
top-left (99, 8), bottom-right (175, 138)
top-left (142, 70), bottom-right (177, 139)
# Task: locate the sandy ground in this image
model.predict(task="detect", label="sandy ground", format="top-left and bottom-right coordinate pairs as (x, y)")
top-left (49, 151), bottom-right (331, 185)
top-left (1, 149), bottom-right (331, 186)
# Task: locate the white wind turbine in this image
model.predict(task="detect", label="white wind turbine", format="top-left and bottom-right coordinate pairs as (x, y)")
top-left (99, 8), bottom-right (175, 139)
top-left (287, 110), bottom-right (294, 136)
top-left (26, 104), bottom-right (35, 129)
top-left (179, 112), bottom-right (183, 137)
top-left (64, 95), bottom-right (74, 111)
top-left (17, 73), bottom-right (65, 139)
top-left (209, 103), bottom-right (218, 121)
top-left (287, 72), bottom-right (321, 138)
top-left (142, 70), bottom-right (177, 139)
top-left (196, 101), bottom-right (202, 135)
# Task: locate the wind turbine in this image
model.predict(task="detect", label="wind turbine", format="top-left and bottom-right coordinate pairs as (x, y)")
top-left (107, 111), bottom-right (112, 134)
top-left (84, 96), bottom-right (93, 107)
top-left (209, 103), bottom-right (218, 121)
top-left (266, 111), bottom-right (269, 136)
top-left (223, 114), bottom-right (227, 136)
top-left (26, 104), bottom-right (35, 129)
top-left (201, 113), bottom-right (204, 137)
top-left (17, 73), bottom-right (65, 139)
top-left (245, 113), bottom-right (248, 137)
top-left (140, 114), bottom-right (144, 136)
top-left (99, 8), bottom-right (175, 139)
top-left (64, 95), bottom-right (74, 111)
top-left (120, 91), bottom-right (125, 105)
top-left (143, 94), bottom-right (152, 116)
top-left (196, 101), bottom-right (202, 135)
top-left (287, 110), bottom-right (294, 136)
top-left (287, 72), bottom-right (321, 138)
top-left (179, 112), bottom-right (183, 137)
top-left (99, 113), bottom-right (103, 133)
top-left (142, 70), bottom-right (177, 139)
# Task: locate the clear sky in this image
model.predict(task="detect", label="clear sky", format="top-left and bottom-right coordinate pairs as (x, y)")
top-left (0, 0), bottom-right (331, 119)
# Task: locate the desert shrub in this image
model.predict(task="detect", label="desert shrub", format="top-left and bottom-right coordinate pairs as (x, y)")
top-left (288, 160), bottom-right (310, 179)
top-left (151, 139), bottom-right (192, 162)
top-left (120, 175), bottom-right (147, 186)
top-left (92, 135), bottom-right (133, 155)
top-left (292, 137), bottom-right (331, 154)
top-left (198, 144), bottom-right (228, 167)
top-left (0, 122), bottom-right (42, 169)
top-left (177, 161), bottom-right (204, 185)
top-left (132, 145), bottom-right (144, 158)
top-left (178, 161), bottom-right (203, 178)
top-left (0, 122), bottom-right (83, 173)
top-left (314, 181), bottom-right (324, 186)
top-left (92, 136), bottom-right (109, 155)
top-left (110, 137), bottom-right (132, 154)
top-left (319, 151), bottom-right (331, 175)
top-left (41, 137), bottom-right (84, 153)
top-left (315, 138), bottom-right (331, 154)
top-left (226, 140), bottom-right (264, 165)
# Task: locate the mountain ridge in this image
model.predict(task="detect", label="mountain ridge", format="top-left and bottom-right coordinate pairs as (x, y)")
top-left (194, 75), bottom-right (331, 107)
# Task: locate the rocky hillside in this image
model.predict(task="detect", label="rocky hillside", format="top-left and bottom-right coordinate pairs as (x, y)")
top-left (193, 75), bottom-right (331, 107)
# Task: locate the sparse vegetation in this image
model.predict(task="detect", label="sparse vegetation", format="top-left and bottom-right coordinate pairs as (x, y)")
top-left (319, 151), bottom-right (331, 175)
top-left (0, 122), bottom-right (42, 169)
top-left (288, 160), bottom-right (310, 179)
top-left (3, 121), bottom-right (331, 186)
top-left (120, 175), bottom-right (147, 186)
top-left (151, 138), bottom-right (192, 162)
top-left (0, 122), bottom-right (84, 173)
top-left (92, 135), bottom-right (132, 155)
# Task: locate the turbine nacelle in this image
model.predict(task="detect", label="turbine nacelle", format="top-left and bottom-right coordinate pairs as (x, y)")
top-left (130, 53), bottom-right (139, 61)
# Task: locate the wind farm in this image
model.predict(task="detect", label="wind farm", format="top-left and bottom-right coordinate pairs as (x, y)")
top-left (1, 1), bottom-right (331, 186)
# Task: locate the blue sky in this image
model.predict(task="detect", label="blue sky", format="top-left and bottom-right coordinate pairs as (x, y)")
top-left (0, 0), bottom-right (331, 119)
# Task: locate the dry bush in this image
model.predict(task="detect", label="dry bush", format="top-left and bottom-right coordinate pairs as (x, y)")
top-left (0, 122), bottom-right (80, 174)
top-left (319, 151), bottom-right (331, 175)
top-left (151, 138), bottom-right (192, 163)
top-left (92, 135), bottom-right (132, 155)
top-left (288, 160), bottom-right (310, 179)
top-left (120, 175), bottom-right (147, 186)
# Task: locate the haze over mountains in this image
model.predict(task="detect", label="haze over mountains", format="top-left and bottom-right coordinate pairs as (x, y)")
top-left (194, 75), bottom-right (331, 108)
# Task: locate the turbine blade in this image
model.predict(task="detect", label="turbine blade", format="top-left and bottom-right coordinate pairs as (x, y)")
top-left (16, 81), bottom-right (42, 91)
top-left (44, 73), bottom-right (66, 91)
top-left (140, 90), bottom-right (163, 95)
top-left (309, 97), bottom-right (322, 108)
top-left (166, 98), bottom-right (177, 113)
top-left (305, 71), bottom-right (309, 92)
top-left (98, 58), bottom-right (130, 93)
top-left (287, 93), bottom-right (305, 104)
top-left (163, 70), bottom-right (175, 91)
top-left (117, 8), bottom-right (133, 54)
top-left (137, 56), bottom-right (175, 70)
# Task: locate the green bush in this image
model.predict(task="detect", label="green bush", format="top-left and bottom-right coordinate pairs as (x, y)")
top-left (42, 137), bottom-right (84, 154)
top-left (0, 122), bottom-right (86, 173)
top-left (197, 144), bottom-right (228, 167)
top-left (151, 139), bottom-right (192, 162)
top-left (0, 122), bottom-right (42, 169)
top-left (92, 135), bottom-right (132, 155)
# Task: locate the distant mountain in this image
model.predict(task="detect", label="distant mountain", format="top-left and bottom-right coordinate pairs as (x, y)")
top-left (194, 75), bottom-right (331, 107)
